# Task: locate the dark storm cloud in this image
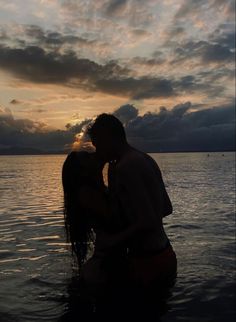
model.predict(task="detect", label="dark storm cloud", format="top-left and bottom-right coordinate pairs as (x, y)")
top-left (201, 43), bottom-right (234, 63)
top-left (175, 75), bottom-right (196, 90)
top-left (198, 67), bottom-right (235, 82)
top-left (96, 77), bottom-right (174, 99)
top-left (209, 28), bottom-right (235, 50)
top-left (113, 104), bottom-right (138, 124)
top-left (101, 0), bottom-right (154, 27)
top-left (25, 25), bottom-right (45, 39)
top-left (0, 45), bottom-right (174, 99)
top-left (0, 45), bottom-right (123, 83)
top-left (0, 107), bottom-right (74, 151)
top-left (174, 74), bottom-right (226, 98)
top-left (172, 40), bottom-right (234, 65)
top-left (124, 102), bottom-right (192, 143)
top-left (113, 102), bottom-right (235, 152)
top-left (0, 103), bottom-right (235, 152)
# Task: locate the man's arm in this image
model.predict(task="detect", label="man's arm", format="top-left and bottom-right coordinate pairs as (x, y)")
top-left (94, 163), bottom-right (161, 250)
top-left (79, 160), bottom-right (159, 247)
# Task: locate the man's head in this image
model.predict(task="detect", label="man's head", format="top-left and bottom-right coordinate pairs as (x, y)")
top-left (87, 113), bottom-right (127, 161)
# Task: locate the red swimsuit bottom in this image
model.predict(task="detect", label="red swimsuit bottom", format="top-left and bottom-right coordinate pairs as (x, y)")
top-left (128, 244), bottom-right (177, 288)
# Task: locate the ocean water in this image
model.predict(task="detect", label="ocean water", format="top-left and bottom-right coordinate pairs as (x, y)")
top-left (0, 152), bottom-right (235, 322)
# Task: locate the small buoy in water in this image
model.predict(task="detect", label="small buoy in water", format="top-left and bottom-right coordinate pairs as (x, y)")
top-left (222, 154), bottom-right (224, 156)
top-left (207, 154), bottom-right (210, 157)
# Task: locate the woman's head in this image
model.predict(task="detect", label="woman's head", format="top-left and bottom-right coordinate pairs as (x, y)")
top-left (62, 151), bottom-right (102, 267)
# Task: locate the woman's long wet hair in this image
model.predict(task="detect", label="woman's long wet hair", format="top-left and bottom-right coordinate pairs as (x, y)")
top-left (62, 151), bottom-right (96, 267)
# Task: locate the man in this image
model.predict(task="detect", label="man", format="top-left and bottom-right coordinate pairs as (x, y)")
top-left (87, 113), bottom-right (177, 292)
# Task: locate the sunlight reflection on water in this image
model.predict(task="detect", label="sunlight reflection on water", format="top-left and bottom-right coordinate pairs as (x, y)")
top-left (0, 152), bottom-right (235, 322)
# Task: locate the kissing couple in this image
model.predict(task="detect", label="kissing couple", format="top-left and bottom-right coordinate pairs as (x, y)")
top-left (62, 113), bottom-right (177, 317)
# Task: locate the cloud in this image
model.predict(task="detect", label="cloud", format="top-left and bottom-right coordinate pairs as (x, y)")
top-left (96, 77), bottom-right (174, 99)
top-left (131, 29), bottom-right (151, 38)
top-left (0, 45), bottom-right (119, 83)
top-left (100, 0), bottom-right (155, 28)
top-left (172, 39), bottom-right (234, 65)
top-left (166, 26), bottom-right (186, 38)
top-left (0, 103), bottom-right (235, 152)
top-left (0, 27), bottom-right (8, 41)
top-left (0, 1), bottom-right (234, 134)
top-left (0, 107), bottom-right (74, 151)
top-left (24, 25), bottom-right (97, 48)
top-left (0, 107), bottom-right (47, 133)
top-left (211, 0), bottom-right (235, 17)
top-left (113, 104), bottom-right (138, 124)
top-left (201, 43), bottom-right (234, 63)
top-left (9, 94), bottom-right (84, 107)
top-left (209, 27), bottom-right (235, 50)
top-left (24, 25), bottom-right (45, 40)
top-left (174, 74), bottom-right (226, 98)
top-left (0, 44), bottom-right (175, 99)
top-left (105, 0), bottom-right (128, 16)
top-left (0, 46), bottom-right (64, 83)
top-left (131, 56), bottom-right (165, 67)
top-left (0, 23), bottom-right (108, 63)
top-left (0, 107), bottom-right (13, 120)
top-left (113, 102), bottom-right (235, 152)
top-left (174, 0), bottom-right (234, 21)
top-left (174, 0), bottom-right (206, 20)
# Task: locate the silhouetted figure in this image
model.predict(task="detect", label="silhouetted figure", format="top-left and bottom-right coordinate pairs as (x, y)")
top-left (85, 114), bottom-right (177, 318)
top-left (60, 114), bottom-right (177, 319)
top-left (61, 151), bottom-right (128, 319)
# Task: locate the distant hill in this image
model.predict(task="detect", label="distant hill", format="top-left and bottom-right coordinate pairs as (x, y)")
top-left (0, 146), bottom-right (67, 155)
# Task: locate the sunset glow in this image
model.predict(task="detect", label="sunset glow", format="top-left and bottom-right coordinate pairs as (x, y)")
top-left (0, 0), bottom-right (235, 152)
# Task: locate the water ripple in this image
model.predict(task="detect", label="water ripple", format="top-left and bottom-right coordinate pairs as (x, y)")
top-left (0, 153), bottom-right (235, 322)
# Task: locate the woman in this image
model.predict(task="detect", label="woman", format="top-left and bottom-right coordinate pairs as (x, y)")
top-left (62, 151), bottom-right (127, 305)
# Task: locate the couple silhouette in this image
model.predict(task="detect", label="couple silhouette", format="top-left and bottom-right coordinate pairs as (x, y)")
top-left (61, 113), bottom-right (177, 320)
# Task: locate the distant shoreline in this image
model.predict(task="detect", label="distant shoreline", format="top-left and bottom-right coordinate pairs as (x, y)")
top-left (0, 149), bottom-right (235, 156)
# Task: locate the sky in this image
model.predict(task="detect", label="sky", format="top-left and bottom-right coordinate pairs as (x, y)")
top-left (0, 0), bottom-right (235, 152)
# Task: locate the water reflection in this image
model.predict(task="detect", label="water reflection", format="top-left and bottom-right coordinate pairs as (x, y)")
top-left (0, 153), bottom-right (235, 322)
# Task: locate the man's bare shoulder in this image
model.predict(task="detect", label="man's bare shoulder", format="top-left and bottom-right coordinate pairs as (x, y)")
top-left (116, 149), bottom-right (153, 176)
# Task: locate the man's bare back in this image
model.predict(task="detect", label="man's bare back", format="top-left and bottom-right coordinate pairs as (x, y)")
top-left (109, 148), bottom-right (171, 255)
